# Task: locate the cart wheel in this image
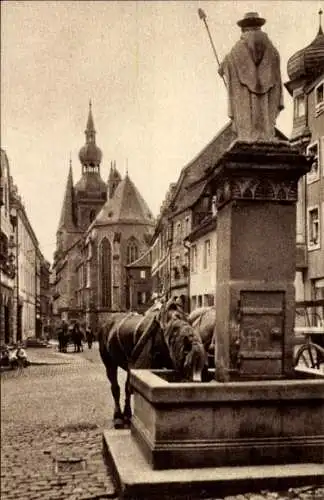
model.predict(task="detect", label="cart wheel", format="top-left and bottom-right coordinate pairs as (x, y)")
top-left (294, 343), bottom-right (323, 369)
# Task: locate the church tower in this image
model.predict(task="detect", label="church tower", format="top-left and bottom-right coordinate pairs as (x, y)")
top-left (107, 160), bottom-right (122, 199)
top-left (74, 101), bottom-right (107, 231)
top-left (56, 158), bottom-right (79, 253)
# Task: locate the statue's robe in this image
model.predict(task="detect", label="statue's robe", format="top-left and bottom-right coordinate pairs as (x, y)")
top-left (220, 30), bottom-right (284, 141)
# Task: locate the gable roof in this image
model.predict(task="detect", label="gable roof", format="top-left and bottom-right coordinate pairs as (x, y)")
top-left (168, 123), bottom-right (288, 216)
top-left (90, 173), bottom-right (155, 228)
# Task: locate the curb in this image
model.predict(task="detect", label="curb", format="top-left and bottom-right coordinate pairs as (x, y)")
top-left (29, 361), bottom-right (73, 366)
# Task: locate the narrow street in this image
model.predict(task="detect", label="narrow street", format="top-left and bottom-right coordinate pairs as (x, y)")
top-left (1, 343), bottom-right (117, 500)
top-left (1, 344), bottom-right (323, 500)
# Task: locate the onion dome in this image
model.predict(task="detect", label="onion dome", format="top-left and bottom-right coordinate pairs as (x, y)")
top-left (287, 10), bottom-right (324, 81)
top-left (74, 173), bottom-right (107, 194)
top-left (78, 100), bottom-right (102, 167)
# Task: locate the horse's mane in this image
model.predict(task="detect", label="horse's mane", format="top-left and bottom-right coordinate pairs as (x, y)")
top-left (163, 317), bottom-right (205, 374)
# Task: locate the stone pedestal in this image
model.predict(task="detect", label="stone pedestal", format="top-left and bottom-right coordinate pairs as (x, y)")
top-left (211, 141), bottom-right (310, 381)
top-left (103, 369), bottom-right (324, 499)
top-left (130, 369), bottom-right (324, 470)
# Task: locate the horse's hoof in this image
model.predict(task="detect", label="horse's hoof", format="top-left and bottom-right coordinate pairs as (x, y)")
top-left (113, 418), bottom-right (124, 429)
top-left (123, 417), bottom-right (132, 428)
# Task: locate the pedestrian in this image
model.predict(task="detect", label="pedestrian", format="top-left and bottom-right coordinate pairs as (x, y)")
top-left (72, 321), bottom-right (83, 353)
top-left (58, 319), bottom-right (68, 353)
top-left (86, 326), bottom-right (94, 349)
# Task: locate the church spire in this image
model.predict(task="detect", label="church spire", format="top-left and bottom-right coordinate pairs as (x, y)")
top-left (85, 99), bottom-right (95, 143)
top-left (79, 101), bottom-right (102, 170)
top-left (58, 160), bottom-right (77, 231)
top-left (319, 9), bottom-right (323, 35)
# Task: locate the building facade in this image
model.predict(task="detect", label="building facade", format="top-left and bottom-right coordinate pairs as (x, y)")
top-left (11, 190), bottom-right (40, 342)
top-left (286, 17), bottom-right (324, 318)
top-left (81, 172), bottom-right (155, 329)
top-left (1, 149), bottom-right (50, 343)
top-left (185, 215), bottom-right (217, 311)
top-left (52, 103), bottom-right (155, 329)
top-left (0, 149), bottom-right (16, 344)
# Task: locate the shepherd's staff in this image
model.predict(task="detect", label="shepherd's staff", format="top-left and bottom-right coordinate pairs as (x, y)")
top-left (198, 8), bottom-right (227, 88)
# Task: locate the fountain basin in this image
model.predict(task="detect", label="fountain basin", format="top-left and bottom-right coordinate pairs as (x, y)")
top-left (130, 369), bottom-right (324, 470)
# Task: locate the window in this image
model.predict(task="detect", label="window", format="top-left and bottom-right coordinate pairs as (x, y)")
top-left (176, 221), bottom-right (182, 243)
top-left (185, 216), bottom-right (190, 236)
top-left (191, 245), bottom-right (197, 272)
top-left (307, 206), bottom-right (320, 250)
top-left (140, 270), bottom-right (146, 279)
top-left (100, 238), bottom-right (112, 308)
top-left (306, 141), bottom-right (320, 183)
top-left (89, 210), bottom-right (96, 223)
top-left (315, 80), bottom-right (324, 115)
top-left (294, 94), bottom-right (305, 119)
top-left (211, 195), bottom-right (217, 216)
top-left (203, 239), bottom-right (211, 269)
top-left (322, 137), bottom-right (324, 177)
top-left (137, 291), bottom-right (147, 305)
top-left (127, 238), bottom-right (138, 264)
top-left (203, 294), bottom-right (215, 307)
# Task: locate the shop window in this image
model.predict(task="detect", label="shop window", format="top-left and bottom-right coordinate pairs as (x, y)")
top-left (140, 269), bottom-right (146, 279)
top-left (306, 141), bottom-right (320, 183)
top-left (307, 206), bottom-right (320, 250)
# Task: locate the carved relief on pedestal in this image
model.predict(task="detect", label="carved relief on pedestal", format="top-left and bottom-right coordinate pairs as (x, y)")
top-left (215, 177), bottom-right (298, 208)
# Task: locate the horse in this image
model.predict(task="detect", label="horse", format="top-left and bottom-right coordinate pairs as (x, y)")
top-left (98, 299), bottom-right (208, 429)
top-left (188, 307), bottom-right (217, 365)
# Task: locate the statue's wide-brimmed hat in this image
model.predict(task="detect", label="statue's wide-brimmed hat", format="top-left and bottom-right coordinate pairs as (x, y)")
top-left (237, 12), bottom-right (266, 28)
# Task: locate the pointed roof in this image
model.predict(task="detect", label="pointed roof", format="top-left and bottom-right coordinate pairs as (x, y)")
top-left (90, 174), bottom-right (154, 228)
top-left (287, 10), bottom-right (324, 82)
top-left (108, 161), bottom-right (122, 182)
top-left (86, 99), bottom-right (95, 135)
top-left (57, 163), bottom-right (77, 231)
top-left (79, 101), bottom-right (102, 166)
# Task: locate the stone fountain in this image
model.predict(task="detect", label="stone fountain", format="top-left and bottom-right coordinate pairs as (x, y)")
top-left (103, 12), bottom-right (324, 499)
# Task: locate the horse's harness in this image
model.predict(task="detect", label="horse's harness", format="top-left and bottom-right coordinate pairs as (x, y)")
top-left (110, 312), bottom-right (161, 366)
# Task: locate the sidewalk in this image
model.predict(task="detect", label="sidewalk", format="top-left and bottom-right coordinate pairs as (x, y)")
top-left (26, 346), bottom-right (78, 366)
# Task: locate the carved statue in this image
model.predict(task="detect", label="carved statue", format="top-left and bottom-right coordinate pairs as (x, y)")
top-left (219, 12), bottom-right (284, 142)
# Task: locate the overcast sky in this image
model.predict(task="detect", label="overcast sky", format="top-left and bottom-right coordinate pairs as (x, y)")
top-left (1, 1), bottom-right (322, 261)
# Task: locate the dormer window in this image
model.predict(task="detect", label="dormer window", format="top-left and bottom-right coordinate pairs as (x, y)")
top-left (306, 141), bottom-right (320, 184)
top-left (294, 93), bottom-right (305, 119)
top-left (315, 80), bottom-right (324, 116)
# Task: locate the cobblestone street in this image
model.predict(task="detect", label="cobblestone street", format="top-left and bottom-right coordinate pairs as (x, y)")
top-left (1, 344), bottom-right (323, 500)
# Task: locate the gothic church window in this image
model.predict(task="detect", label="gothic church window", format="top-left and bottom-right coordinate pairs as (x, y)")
top-left (100, 237), bottom-right (112, 308)
top-left (126, 238), bottom-right (138, 264)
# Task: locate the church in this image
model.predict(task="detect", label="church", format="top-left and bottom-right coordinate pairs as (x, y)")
top-left (52, 103), bottom-right (155, 330)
